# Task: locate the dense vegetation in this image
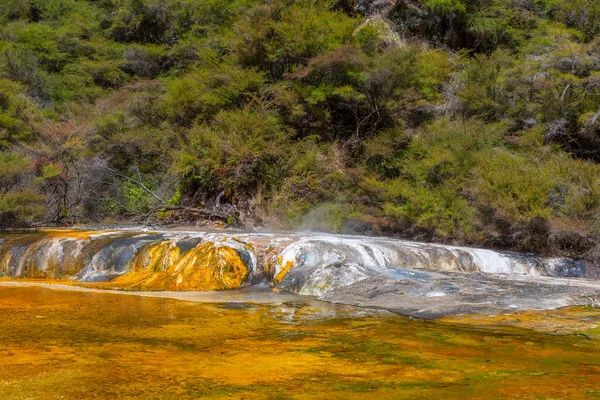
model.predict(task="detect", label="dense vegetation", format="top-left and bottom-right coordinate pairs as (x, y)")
top-left (0, 0), bottom-right (599, 265)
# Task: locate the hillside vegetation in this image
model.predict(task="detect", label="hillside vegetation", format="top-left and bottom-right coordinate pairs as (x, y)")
top-left (0, 0), bottom-right (599, 266)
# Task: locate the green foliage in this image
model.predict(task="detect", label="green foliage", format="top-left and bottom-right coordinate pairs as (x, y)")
top-left (423, 0), bottom-right (467, 14)
top-left (123, 178), bottom-right (153, 213)
top-left (473, 148), bottom-right (556, 219)
top-left (467, 1), bottom-right (533, 50)
top-left (354, 24), bottom-right (385, 56)
top-left (172, 106), bottom-right (290, 198)
top-left (83, 60), bottom-right (128, 89)
top-left (38, 163), bottom-right (62, 180)
top-left (234, 0), bottom-right (358, 78)
top-left (370, 119), bottom-right (503, 236)
top-left (120, 45), bottom-right (169, 78)
top-left (471, 139), bottom-right (600, 231)
top-left (298, 202), bottom-right (350, 233)
top-left (382, 184), bottom-right (476, 236)
top-left (162, 64), bottom-right (264, 125)
top-left (0, 0), bottom-right (597, 259)
top-left (0, 79), bottom-right (33, 146)
top-left (0, 0), bottom-right (79, 23)
top-left (105, 0), bottom-right (253, 44)
top-left (371, 44), bottom-right (452, 102)
top-left (166, 188), bottom-right (182, 206)
top-left (0, 152), bottom-right (32, 190)
top-left (0, 152), bottom-right (44, 227)
top-left (457, 49), bottom-right (514, 119)
top-left (548, 0), bottom-right (600, 41)
top-left (0, 191), bottom-right (45, 228)
top-left (2, 46), bottom-right (49, 100)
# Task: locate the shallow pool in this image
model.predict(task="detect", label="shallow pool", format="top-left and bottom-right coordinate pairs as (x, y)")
top-left (0, 286), bottom-right (599, 399)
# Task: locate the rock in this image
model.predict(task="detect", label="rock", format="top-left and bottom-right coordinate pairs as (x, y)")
top-left (354, 15), bottom-right (404, 49)
top-left (320, 272), bottom-right (600, 318)
top-left (0, 229), bottom-right (598, 318)
top-left (267, 235), bottom-right (543, 296)
top-left (540, 257), bottom-right (586, 278)
top-left (110, 240), bottom-right (254, 291)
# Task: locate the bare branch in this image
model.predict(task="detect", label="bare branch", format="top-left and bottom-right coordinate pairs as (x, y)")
top-left (95, 158), bottom-right (166, 205)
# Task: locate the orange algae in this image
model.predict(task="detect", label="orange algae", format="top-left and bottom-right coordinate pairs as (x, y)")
top-left (442, 307), bottom-right (600, 337)
top-left (0, 286), bottom-right (599, 399)
top-left (106, 242), bottom-right (250, 291)
top-left (38, 229), bottom-right (119, 239)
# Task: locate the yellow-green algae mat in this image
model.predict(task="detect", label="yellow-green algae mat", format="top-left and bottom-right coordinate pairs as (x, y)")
top-left (0, 286), bottom-right (599, 399)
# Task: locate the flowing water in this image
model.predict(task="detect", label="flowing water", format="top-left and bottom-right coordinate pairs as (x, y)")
top-left (0, 285), bottom-right (599, 399)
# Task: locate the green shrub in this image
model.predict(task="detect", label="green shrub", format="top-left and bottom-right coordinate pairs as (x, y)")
top-left (83, 60), bottom-right (128, 88)
top-left (423, 0), bottom-right (467, 14)
top-left (381, 184), bottom-right (476, 237)
top-left (49, 64), bottom-right (104, 102)
top-left (234, 0), bottom-right (358, 78)
top-left (472, 148), bottom-right (556, 220)
top-left (354, 23), bottom-right (385, 56)
top-left (2, 46), bottom-right (49, 100)
top-left (369, 119), bottom-right (503, 237)
top-left (161, 64), bottom-right (264, 125)
top-left (106, 0), bottom-right (253, 44)
top-left (120, 45), bottom-right (169, 78)
top-left (0, 191), bottom-right (44, 228)
top-left (0, 153), bottom-right (44, 227)
top-left (298, 202), bottom-right (350, 233)
top-left (0, 79), bottom-right (34, 145)
top-left (457, 49), bottom-right (514, 120)
top-left (171, 106), bottom-right (290, 201)
top-left (548, 0), bottom-right (600, 41)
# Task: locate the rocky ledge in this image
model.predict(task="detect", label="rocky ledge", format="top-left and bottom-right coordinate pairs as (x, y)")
top-left (321, 270), bottom-right (600, 318)
top-left (0, 229), bottom-right (598, 318)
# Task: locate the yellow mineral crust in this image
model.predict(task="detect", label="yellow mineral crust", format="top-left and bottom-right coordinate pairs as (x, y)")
top-left (130, 240), bottom-right (182, 273)
top-left (0, 230), bottom-right (122, 279)
top-left (39, 229), bottom-right (121, 240)
top-left (273, 258), bottom-right (295, 285)
top-left (107, 242), bottom-right (250, 291)
top-left (265, 240), bottom-right (297, 286)
top-left (0, 248), bottom-right (11, 277)
top-left (0, 231), bottom-right (253, 291)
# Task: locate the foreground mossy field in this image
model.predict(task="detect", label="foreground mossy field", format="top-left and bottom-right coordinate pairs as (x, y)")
top-left (0, 286), bottom-right (599, 399)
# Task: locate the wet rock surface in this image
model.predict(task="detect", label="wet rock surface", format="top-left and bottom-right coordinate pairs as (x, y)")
top-left (265, 235), bottom-right (592, 297)
top-left (320, 271), bottom-right (600, 318)
top-left (0, 229), bottom-right (598, 317)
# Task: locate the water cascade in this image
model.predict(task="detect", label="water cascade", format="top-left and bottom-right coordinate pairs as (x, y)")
top-left (0, 230), bottom-right (588, 296)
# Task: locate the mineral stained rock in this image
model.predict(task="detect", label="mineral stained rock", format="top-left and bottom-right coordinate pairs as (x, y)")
top-left (1, 229), bottom-right (598, 317)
